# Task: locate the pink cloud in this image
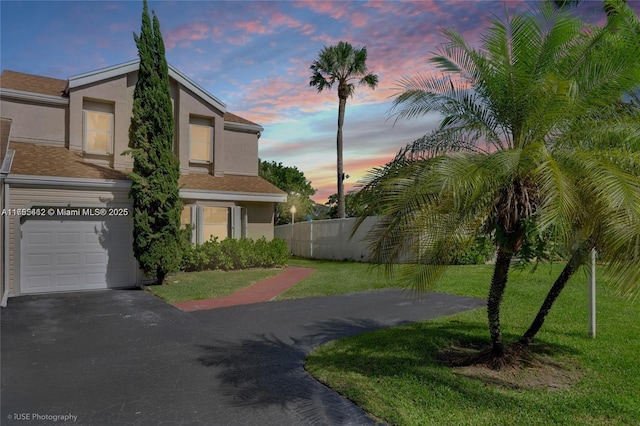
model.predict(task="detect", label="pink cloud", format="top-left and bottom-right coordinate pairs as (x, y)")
top-left (164, 22), bottom-right (213, 49)
top-left (364, 0), bottom-right (452, 18)
top-left (306, 150), bottom-right (402, 203)
top-left (310, 33), bottom-right (340, 45)
top-left (268, 11), bottom-right (302, 28)
top-left (294, 0), bottom-right (368, 29)
top-left (351, 12), bottom-right (368, 27)
top-left (295, 0), bottom-right (349, 19)
top-left (364, 1), bottom-right (417, 16)
top-left (225, 34), bottom-right (251, 46)
top-left (244, 11), bottom-right (317, 36)
top-left (240, 77), bottom-right (336, 115)
top-left (299, 23), bottom-right (316, 36)
top-left (235, 19), bottom-right (272, 35)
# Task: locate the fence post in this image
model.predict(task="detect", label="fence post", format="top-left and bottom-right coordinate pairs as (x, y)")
top-left (588, 248), bottom-right (596, 338)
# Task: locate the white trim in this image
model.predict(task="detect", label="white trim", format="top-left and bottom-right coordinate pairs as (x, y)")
top-left (1, 182), bottom-right (9, 307)
top-left (22, 200), bottom-right (133, 211)
top-left (5, 174), bottom-right (131, 189)
top-left (67, 60), bottom-right (227, 113)
top-left (6, 174), bottom-right (285, 201)
top-left (68, 60), bottom-right (139, 88)
top-left (224, 121), bottom-right (263, 134)
top-left (0, 88), bottom-right (68, 106)
top-left (1, 149), bottom-right (14, 175)
top-left (180, 189), bottom-right (286, 203)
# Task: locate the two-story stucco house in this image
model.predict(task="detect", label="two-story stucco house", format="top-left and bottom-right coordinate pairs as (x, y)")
top-left (0, 60), bottom-right (286, 303)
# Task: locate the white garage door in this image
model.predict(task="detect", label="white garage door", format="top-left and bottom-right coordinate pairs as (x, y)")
top-left (20, 216), bottom-right (138, 294)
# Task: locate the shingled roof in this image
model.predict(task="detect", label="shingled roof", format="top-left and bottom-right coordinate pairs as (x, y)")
top-left (0, 70), bottom-right (67, 97)
top-left (179, 173), bottom-right (284, 195)
top-left (9, 142), bottom-right (127, 180)
top-left (8, 142), bottom-right (284, 196)
top-left (0, 69), bottom-right (259, 126)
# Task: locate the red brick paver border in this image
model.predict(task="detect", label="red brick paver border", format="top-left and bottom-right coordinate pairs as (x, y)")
top-left (173, 267), bottom-right (315, 312)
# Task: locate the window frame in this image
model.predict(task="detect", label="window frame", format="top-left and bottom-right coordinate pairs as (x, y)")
top-left (200, 206), bottom-right (229, 243)
top-left (83, 109), bottom-right (114, 155)
top-left (189, 123), bottom-right (213, 163)
top-left (183, 205), bottom-right (247, 245)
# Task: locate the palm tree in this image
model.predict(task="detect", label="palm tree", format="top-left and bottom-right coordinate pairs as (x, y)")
top-left (310, 41), bottom-right (378, 219)
top-left (552, 0), bottom-right (627, 17)
top-left (357, 0), bottom-right (640, 367)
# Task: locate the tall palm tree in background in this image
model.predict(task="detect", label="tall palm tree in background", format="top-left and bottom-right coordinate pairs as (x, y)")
top-left (357, 0), bottom-right (640, 367)
top-left (310, 42), bottom-right (378, 219)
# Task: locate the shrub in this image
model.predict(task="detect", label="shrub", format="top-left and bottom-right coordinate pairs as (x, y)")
top-left (456, 237), bottom-right (495, 265)
top-left (180, 237), bottom-right (289, 272)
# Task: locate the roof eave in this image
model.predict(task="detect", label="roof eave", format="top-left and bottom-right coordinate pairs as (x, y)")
top-left (67, 59), bottom-right (227, 113)
top-left (67, 60), bottom-right (139, 89)
top-left (180, 189), bottom-right (286, 203)
top-left (4, 174), bottom-right (131, 189)
top-left (0, 88), bottom-right (69, 106)
top-left (224, 121), bottom-right (264, 134)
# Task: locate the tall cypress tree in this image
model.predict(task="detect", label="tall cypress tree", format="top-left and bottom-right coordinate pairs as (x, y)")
top-left (128, 0), bottom-right (184, 285)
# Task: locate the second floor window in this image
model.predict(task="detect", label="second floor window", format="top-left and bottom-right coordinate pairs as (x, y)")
top-left (83, 101), bottom-right (114, 155)
top-left (190, 123), bottom-right (212, 162)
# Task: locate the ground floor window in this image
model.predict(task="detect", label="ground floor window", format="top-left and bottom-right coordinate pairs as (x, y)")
top-left (203, 207), bottom-right (228, 242)
top-left (181, 204), bottom-right (246, 244)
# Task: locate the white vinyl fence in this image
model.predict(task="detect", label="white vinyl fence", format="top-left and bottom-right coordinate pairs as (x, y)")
top-left (274, 217), bottom-right (383, 261)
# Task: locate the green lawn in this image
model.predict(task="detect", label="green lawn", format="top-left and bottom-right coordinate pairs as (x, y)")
top-left (304, 262), bottom-right (640, 425)
top-left (146, 268), bottom-right (281, 303)
top-left (276, 257), bottom-right (401, 299)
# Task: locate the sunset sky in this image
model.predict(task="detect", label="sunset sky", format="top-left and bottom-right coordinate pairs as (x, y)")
top-left (2, 0), bottom-right (634, 202)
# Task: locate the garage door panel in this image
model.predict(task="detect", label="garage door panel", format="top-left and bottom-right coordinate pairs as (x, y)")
top-left (21, 217), bottom-right (138, 294)
top-left (58, 232), bottom-right (80, 244)
top-left (24, 275), bottom-right (52, 289)
top-left (27, 232), bottom-right (51, 245)
top-left (58, 253), bottom-right (80, 266)
top-left (85, 252), bottom-right (107, 265)
top-left (84, 231), bottom-right (101, 244)
top-left (85, 273), bottom-right (108, 285)
top-left (58, 274), bottom-right (81, 286)
top-left (26, 253), bottom-right (53, 267)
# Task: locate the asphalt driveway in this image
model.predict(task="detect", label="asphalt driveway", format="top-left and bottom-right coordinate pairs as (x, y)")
top-left (1, 289), bottom-right (484, 425)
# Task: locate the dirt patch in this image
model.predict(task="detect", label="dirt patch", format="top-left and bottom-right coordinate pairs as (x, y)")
top-left (435, 342), bottom-right (582, 391)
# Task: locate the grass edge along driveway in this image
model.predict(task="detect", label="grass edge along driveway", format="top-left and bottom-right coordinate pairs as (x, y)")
top-left (305, 263), bottom-right (640, 426)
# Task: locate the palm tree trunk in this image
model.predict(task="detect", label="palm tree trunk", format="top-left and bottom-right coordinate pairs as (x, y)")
top-left (519, 250), bottom-right (582, 346)
top-left (488, 248), bottom-right (512, 357)
top-left (336, 95), bottom-right (347, 219)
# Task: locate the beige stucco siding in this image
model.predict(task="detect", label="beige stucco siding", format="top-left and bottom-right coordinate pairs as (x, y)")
top-left (6, 185), bottom-right (132, 296)
top-left (176, 85), bottom-right (224, 175)
top-left (0, 99), bottom-right (67, 146)
top-left (223, 130), bottom-right (259, 176)
top-left (68, 74), bottom-right (135, 170)
top-left (240, 202), bottom-right (275, 240)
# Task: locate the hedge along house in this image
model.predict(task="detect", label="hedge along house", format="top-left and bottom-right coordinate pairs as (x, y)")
top-left (0, 61), bottom-right (286, 302)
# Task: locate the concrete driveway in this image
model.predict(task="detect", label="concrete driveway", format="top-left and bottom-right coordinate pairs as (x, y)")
top-left (1, 289), bottom-right (484, 425)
